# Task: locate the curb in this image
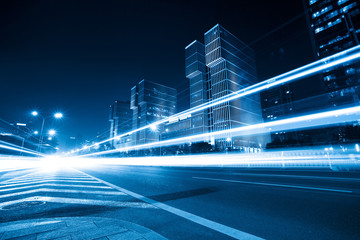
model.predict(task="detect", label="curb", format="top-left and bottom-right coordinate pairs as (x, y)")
top-left (0, 217), bottom-right (167, 240)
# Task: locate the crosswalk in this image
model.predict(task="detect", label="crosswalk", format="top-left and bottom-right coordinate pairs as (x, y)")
top-left (0, 168), bottom-right (156, 212)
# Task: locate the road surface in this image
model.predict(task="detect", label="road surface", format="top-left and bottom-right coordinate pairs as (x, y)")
top-left (0, 161), bottom-right (359, 239)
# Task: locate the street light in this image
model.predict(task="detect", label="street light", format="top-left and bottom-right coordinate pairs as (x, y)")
top-left (34, 131), bottom-right (39, 135)
top-left (54, 112), bottom-right (63, 119)
top-left (48, 129), bottom-right (56, 136)
top-left (150, 124), bottom-right (158, 131)
top-left (31, 111), bottom-right (63, 152)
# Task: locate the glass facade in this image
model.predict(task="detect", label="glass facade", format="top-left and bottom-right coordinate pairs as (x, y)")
top-left (305, 0), bottom-right (360, 108)
top-left (185, 40), bottom-right (210, 137)
top-left (183, 24), bottom-right (267, 150)
top-left (204, 25), bottom-right (264, 149)
top-left (109, 100), bottom-right (132, 148)
top-left (131, 79), bottom-right (177, 144)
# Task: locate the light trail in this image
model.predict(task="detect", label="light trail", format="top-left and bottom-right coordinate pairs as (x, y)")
top-left (79, 105), bottom-right (360, 157)
top-left (0, 140), bottom-right (44, 157)
top-left (72, 45), bottom-right (360, 154)
top-left (1, 145), bottom-right (359, 172)
top-left (44, 146), bottom-right (360, 170)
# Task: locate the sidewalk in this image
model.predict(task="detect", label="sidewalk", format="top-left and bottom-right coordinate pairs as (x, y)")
top-left (0, 217), bottom-right (167, 240)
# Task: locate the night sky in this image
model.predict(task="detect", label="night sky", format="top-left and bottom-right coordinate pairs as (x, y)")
top-left (0, 0), bottom-right (316, 150)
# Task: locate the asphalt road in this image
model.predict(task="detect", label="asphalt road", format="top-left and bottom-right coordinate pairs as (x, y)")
top-left (1, 162), bottom-right (360, 239)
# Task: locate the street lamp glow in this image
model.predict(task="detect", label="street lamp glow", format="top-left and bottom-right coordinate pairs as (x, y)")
top-left (31, 111), bottom-right (39, 116)
top-left (54, 112), bottom-right (63, 119)
top-left (48, 129), bottom-right (56, 136)
top-left (150, 124), bottom-right (158, 131)
top-left (48, 137), bottom-right (52, 140)
top-left (34, 131), bottom-right (39, 135)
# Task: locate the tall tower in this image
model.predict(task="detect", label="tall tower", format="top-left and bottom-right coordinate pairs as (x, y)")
top-left (109, 100), bottom-right (132, 148)
top-left (185, 24), bottom-right (267, 150)
top-left (185, 40), bottom-right (210, 136)
top-left (130, 79), bottom-right (177, 145)
top-left (304, 0), bottom-right (360, 107)
top-left (204, 24), bottom-right (264, 149)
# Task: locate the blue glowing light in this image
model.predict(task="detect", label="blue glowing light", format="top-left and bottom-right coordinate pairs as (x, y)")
top-left (54, 113), bottom-right (63, 119)
top-left (80, 105), bottom-right (360, 157)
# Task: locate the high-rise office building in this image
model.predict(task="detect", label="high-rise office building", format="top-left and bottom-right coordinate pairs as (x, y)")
top-left (185, 40), bottom-right (210, 136)
top-left (303, 0), bottom-right (360, 144)
top-left (304, 0), bottom-right (360, 107)
top-left (185, 24), bottom-right (267, 150)
top-left (131, 79), bottom-right (177, 144)
top-left (109, 100), bottom-right (132, 148)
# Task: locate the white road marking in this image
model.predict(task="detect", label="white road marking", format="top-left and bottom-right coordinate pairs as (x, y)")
top-left (6, 176), bottom-right (94, 181)
top-left (0, 179), bottom-right (104, 188)
top-left (0, 171), bottom-right (38, 184)
top-left (75, 169), bottom-right (264, 240)
top-left (0, 183), bottom-right (112, 193)
top-left (0, 167), bottom-right (30, 173)
top-left (0, 188), bottom-right (126, 198)
top-left (5, 178), bottom-right (98, 184)
top-left (230, 172), bottom-right (360, 182)
top-left (193, 176), bottom-right (353, 193)
top-left (0, 196), bottom-right (156, 209)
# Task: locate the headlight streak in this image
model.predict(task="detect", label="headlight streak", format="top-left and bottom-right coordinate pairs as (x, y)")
top-left (61, 147), bottom-right (360, 170)
top-left (0, 141), bottom-right (45, 157)
top-left (71, 45), bottom-right (360, 154)
top-left (79, 105), bottom-right (360, 157)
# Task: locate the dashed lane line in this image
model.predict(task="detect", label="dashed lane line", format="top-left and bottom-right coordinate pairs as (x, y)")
top-left (193, 176), bottom-right (353, 193)
top-left (230, 172), bottom-right (360, 182)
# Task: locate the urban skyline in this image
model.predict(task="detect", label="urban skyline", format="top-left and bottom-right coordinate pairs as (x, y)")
top-left (0, 1), bottom-right (359, 239)
top-left (0, 0), bottom-right (316, 150)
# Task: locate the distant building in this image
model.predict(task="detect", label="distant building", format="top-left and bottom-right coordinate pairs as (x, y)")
top-left (302, 0), bottom-right (360, 144)
top-left (109, 100), bottom-right (132, 148)
top-left (261, 86), bottom-right (294, 122)
top-left (304, 0), bottom-right (360, 107)
top-left (130, 79), bottom-right (177, 145)
top-left (177, 24), bottom-right (268, 150)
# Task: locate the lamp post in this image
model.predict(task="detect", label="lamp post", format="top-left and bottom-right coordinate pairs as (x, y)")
top-left (31, 111), bottom-right (63, 152)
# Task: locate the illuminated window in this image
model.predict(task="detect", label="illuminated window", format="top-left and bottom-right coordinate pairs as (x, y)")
top-left (338, 0), bottom-right (349, 5)
top-left (340, 2), bottom-right (357, 13)
top-left (313, 6), bottom-right (333, 18)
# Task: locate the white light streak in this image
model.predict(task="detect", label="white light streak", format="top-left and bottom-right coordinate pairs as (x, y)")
top-left (81, 105), bottom-right (360, 157)
top-left (0, 142), bottom-right (44, 157)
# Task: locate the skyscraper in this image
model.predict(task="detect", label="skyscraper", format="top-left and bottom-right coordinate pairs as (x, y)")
top-left (185, 24), bottom-right (267, 150)
top-left (109, 100), bottom-right (132, 148)
top-left (131, 79), bottom-right (177, 145)
top-left (185, 40), bottom-right (210, 136)
top-left (303, 0), bottom-right (360, 144)
top-left (304, 0), bottom-right (360, 107)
